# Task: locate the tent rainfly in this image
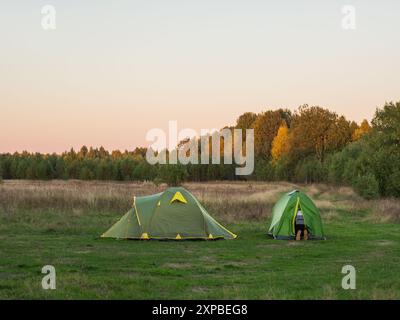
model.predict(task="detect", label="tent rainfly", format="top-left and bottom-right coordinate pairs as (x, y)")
top-left (101, 187), bottom-right (237, 240)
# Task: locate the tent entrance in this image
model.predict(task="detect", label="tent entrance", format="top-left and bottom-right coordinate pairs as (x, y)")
top-left (291, 197), bottom-right (300, 236)
top-left (268, 190), bottom-right (325, 240)
top-left (291, 198), bottom-right (308, 236)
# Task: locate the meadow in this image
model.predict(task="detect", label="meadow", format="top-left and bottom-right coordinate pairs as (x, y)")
top-left (0, 180), bottom-right (399, 299)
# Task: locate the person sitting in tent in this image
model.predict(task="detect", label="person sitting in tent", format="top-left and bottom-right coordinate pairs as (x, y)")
top-left (268, 190), bottom-right (325, 240)
top-left (295, 206), bottom-right (308, 241)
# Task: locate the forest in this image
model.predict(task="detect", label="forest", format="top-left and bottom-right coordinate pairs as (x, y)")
top-left (1, 101), bottom-right (399, 200)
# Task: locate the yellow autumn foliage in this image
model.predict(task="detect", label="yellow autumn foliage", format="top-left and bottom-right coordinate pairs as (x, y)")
top-left (352, 119), bottom-right (371, 141)
top-left (271, 123), bottom-right (291, 162)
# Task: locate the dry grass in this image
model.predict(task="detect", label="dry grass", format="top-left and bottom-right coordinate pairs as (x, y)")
top-left (0, 180), bottom-right (298, 223)
top-left (369, 198), bottom-right (400, 223)
top-left (302, 184), bottom-right (399, 223)
top-left (185, 181), bottom-right (296, 222)
top-left (163, 263), bottom-right (193, 270)
top-left (0, 180), bottom-right (164, 213)
top-left (0, 180), bottom-right (399, 224)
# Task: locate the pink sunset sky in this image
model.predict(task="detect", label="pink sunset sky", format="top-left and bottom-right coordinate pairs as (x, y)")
top-left (1, 1), bottom-right (399, 153)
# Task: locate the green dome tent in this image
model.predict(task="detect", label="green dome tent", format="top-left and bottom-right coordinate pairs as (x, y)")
top-left (101, 187), bottom-right (237, 240)
top-left (268, 190), bottom-right (325, 240)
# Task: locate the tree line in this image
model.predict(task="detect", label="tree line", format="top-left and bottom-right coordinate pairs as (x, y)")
top-left (1, 101), bottom-right (399, 199)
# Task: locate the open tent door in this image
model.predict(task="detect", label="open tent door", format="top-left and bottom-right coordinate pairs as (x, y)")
top-left (267, 190), bottom-right (325, 240)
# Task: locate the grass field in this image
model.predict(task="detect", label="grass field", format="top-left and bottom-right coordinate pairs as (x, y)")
top-left (0, 180), bottom-right (399, 299)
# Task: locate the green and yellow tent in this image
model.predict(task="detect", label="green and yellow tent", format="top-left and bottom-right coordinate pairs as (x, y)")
top-left (101, 187), bottom-right (237, 240)
top-left (268, 190), bottom-right (325, 240)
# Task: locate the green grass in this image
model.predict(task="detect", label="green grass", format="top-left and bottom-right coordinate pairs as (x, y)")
top-left (1, 210), bottom-right (399, 299)
top-left (1, 181), bottom-right (399, 299)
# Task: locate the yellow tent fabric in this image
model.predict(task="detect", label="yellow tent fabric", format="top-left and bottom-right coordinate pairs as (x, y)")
top-left (170, 191), bottom-right (188, 204)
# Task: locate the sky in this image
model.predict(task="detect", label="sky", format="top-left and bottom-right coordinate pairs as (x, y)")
top-left (1, 0), bottom-right (399, 153)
